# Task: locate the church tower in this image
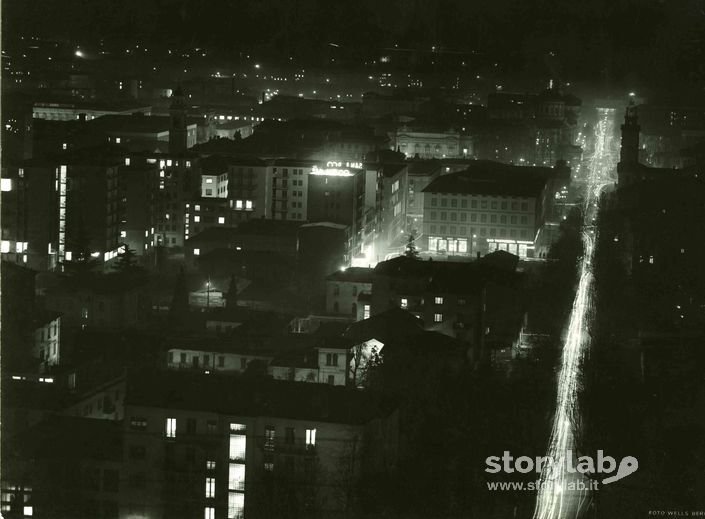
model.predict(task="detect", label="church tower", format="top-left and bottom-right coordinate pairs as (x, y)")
top-left (169, 85), bottom-right (188, 154)
top-left (617, 100), bottom-right (640, 187)
top-left (619, 101), bottom-right (640, 166)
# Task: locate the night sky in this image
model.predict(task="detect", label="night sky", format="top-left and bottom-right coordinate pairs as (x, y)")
top-left (5, 0), bottom-right (705, 86)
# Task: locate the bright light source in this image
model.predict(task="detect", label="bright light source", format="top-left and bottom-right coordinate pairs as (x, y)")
top-left (254, 63), bottom-right (261, 69)
top-left (74, 50), bottom-right (84, 58)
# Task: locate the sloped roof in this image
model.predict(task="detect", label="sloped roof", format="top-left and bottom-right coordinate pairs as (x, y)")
top-left (343, 307), bottom-right (424, 344)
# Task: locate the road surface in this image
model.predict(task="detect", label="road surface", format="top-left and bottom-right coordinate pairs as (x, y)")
top-left (532, 108), bottom-right (617, 519)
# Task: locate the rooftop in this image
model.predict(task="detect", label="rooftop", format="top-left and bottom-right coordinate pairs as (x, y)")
top-left (422, 161), bottom-right (555, 197)
top-left (86, 114), bottom-right (197, 134)
top-left (344, 307), bottom-right (425, 344)
top-left (374, 253), bottom-right (520, 292)
top-left (326, 267), bottom-right (375, 284)
top-left (188, 220), bottom-right (303, 244)
top-left (123, 368), bottom-right (397, 425)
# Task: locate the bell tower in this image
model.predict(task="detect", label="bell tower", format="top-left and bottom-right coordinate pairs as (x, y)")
top-left (169, 85), bottom-right (187, 154)
top-left (619, 101), bottom-right (640, 166)
top-left (617, 100), bottom-right (640, 187)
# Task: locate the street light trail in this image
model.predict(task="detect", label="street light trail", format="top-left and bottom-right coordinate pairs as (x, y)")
top-left (533, 108), bottom-right (616, 519)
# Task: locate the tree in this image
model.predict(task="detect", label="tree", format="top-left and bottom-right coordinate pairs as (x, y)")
top-left (224, 274), bottom-right (238, 309)
top-left (112, 245), bottom-right (142, 275)
top-left (61, 216), bottom-right (100, 277)
top-left (404, 231), bottom-right (420, 259)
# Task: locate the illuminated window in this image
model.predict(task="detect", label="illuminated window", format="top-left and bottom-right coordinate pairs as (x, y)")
top-left (167, 159), bottom-right (172, 167)
top-left (120, 231), bottom-right (127, 238)
top-left (218, 217), bottom-right (225, 224)
top-left (115, 137), bottom-right (121, 144)
top-left (24, 506), bottom-right (33, 516)
top-left (400, 298), bottom-right (408, 309)
top-left (434, 313), bottom-right (443, 323)
top-left (236, 200), bottom-right (243, 209)
top-left (194, 216), bottom-right (201, 222)
top-left (230, 423), bottom-right (246, 433)
top-left (434, 296), bottom-right (444, 305)
top-left (245, 200), bottom-right (253, 210)
top-left (228, 492), bottom-right (244, 519)
top-left (229, 430), bottom-right (246, 461)
top-left (166, 418), bottom-right (176, 438)
top-left (206, 178), bottom-right (214, 184)
top-left (264, 426), bottom-right (275, 450)
top-left (193, 249), bottom-right (200, 256)
top-left (0, 241), bottom-right (10, 253)
top-left (305, 428), bottom-right (316, 447)
top-left (125, 158), bottom-right (131, 166)
top-left (363, 304), bottom-right (370, 319)
top-left (205, 477), bottom-right (215, 498)
top-left (228, 463), bottom-right (245, 491)
top-left (205, 507), bottom-right (215, 519)
top-left (0, 179), bottom-right (11, 192)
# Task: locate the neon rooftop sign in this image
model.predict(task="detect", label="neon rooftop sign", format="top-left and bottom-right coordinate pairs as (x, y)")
top-left (310, 161), bottom-right (363, 177)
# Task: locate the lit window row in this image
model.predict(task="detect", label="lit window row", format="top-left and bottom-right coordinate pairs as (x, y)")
top-left (234, 200), bottom-right (254, 211)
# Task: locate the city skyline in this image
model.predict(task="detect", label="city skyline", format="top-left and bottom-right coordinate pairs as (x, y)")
top-left (2, 2), bottom-right (705, 519)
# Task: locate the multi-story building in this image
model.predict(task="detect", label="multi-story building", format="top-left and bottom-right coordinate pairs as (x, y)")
top-left (324, 267), bottom-right (374, 319)
top-left (478, 86), bottom-right (581, 167)
top-left (634, 103), bottom-right (705, 168)
top-left (11, 369), bottom-right (399, 519)
top-left (201, 172), bottom-right (228, 199)
top-left (2, 149), bottom-right (123, 270)
top-left (370, 253), bottom-right (523, 348)
top-left (44, 274), bottom-right (151, 330)
top-left (226, 158), bottom-right (269, 222)
top-left (187, 198), bottom-right (233, 239)
top-left (185, 220), bottom-right (302, 265)
top-left (615, 103), bottom-right (705, 332)
top-left (372, 161), bottom-right (442, 259)
top-left (394, 125), bottom-right (473, 159)
top-left (269, 160), bottom-right (311, 221)
top-left (0, 166), bottom-right (30, 266)
top-left (32, 100), bottom-right (152, 121)
top-left (306, 161), bottom-right (379, 260)
top-left (421, 161), bottom-right (569, 258)
top-left (152, 154), bottom-right (201, 248)
top-left (118, 161), bottom-right (159, 256)
top-left (31, 311), bottom-right (62, 372)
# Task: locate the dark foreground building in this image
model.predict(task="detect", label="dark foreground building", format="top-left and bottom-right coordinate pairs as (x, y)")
top-left (2, 369), bottom-right (399, 519)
